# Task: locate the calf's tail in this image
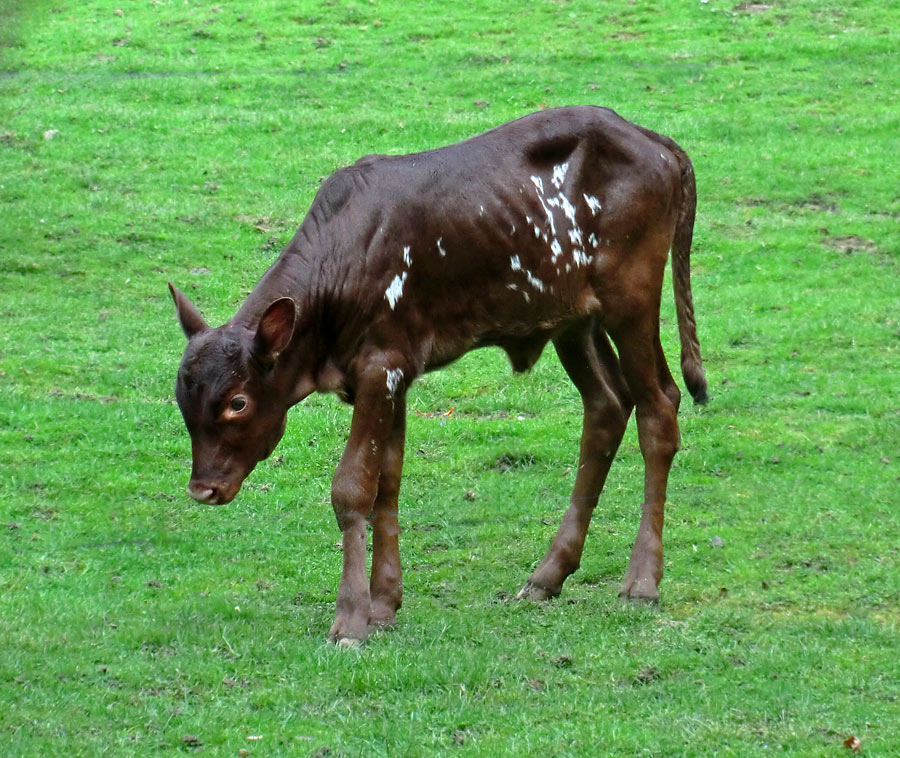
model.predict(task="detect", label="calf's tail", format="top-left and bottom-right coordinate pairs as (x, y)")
top-left (668, 140), bottom-right (708, 404)
top-left (640, 127), bottom-right (708, 404)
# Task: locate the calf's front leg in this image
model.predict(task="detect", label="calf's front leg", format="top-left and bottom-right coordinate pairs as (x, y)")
top-left (369, 395), bottom-right (405, 630)
top-left (328, 362), bottom-right (406, 646)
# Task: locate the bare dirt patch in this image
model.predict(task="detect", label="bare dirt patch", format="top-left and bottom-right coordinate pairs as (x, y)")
top-left (822, 235), bottom-right (878, 254)
top-left (734, 2), bottom-right (774, 12)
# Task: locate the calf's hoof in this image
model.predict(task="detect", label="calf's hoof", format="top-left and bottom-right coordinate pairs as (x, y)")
top-left (328, 616), bottom-right (369, 647)
top-left (619, 576), bottom-right (660, 604)
top-left (368, 603), bottom-right (398, 631)
top-left (516, 581), bottom-right (559, 602)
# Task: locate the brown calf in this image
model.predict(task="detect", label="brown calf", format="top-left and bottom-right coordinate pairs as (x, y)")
top-left (169, 106), bottom-right (707, 645)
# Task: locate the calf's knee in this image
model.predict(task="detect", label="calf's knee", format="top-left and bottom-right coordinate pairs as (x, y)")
top-left (331, 467), bottom-right (379, 526)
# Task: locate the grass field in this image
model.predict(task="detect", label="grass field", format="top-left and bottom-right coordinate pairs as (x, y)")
top-left (1, 0), bottom-right (898, 755)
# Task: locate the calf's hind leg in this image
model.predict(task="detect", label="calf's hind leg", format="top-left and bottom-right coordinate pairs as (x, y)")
top-left (518, 324), bottom-right (632, 601)
top-left (608, 318), bottom-right (681, 603)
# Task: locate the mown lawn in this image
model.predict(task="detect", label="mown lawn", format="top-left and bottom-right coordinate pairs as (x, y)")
top-left (1, 1), bottom-right (898, 755)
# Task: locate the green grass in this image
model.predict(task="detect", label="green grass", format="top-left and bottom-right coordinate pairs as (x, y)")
top-left (1, 0), bottom-right (898, 755)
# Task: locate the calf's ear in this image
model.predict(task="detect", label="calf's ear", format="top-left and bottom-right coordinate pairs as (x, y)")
top-left (254, 297), bottom-right (296, 361)
top-left (168, 282), bottom-right (209, 339)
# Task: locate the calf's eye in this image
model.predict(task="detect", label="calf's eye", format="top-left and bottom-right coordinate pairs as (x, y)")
top-left (229, 395), bottom-right (247, 412)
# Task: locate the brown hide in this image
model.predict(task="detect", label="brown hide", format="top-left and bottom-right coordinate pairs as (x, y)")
top-left (170, 106), bottom-right (707, 645)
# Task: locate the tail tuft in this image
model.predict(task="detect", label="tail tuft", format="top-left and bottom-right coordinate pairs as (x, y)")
top-left (683, 362), bottom-right (709, 405)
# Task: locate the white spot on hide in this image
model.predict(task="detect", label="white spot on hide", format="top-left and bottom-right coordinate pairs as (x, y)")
top-left (588, 233), bottom-right (599, 248)
top-left (385, 368), bottom-right (404, 395)
top-left (550, 238), bottom-right (562, 261)
top-left (544, 192), bottom-right (576, 237)
top-left (551, 162), bottom-right (569, 189)
top-left (557, 193), bottom-right (577, 225)
top-left (402, 245), bottom-right (412, 267)
top-left (385, 272), bottom-right (407, 309)
top-left (436, 237), bottom-right (446, 256)
top-left (510, 255), bottom-right (522, 271)
top-left (537, 195), bottom-right (557, 236)
top-left (524, 270), bottom-right (545, 292)
top-left (583, 194), bottom-right (602, 215)
top-left (572, 249), bottom-right (592, 267)
top-left (530, 176), bottom-right (544, 194)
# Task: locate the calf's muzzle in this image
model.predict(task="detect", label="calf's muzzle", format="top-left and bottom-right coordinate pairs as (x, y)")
top-left (187, 478), bottom-right (239, 505)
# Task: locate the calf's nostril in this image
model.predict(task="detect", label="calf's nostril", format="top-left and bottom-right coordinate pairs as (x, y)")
top-left (187, 482), bottom-right (218, 503)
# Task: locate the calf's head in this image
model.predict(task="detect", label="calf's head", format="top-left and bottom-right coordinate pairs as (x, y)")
top-left (168, 283), bottom-right (296, 505)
